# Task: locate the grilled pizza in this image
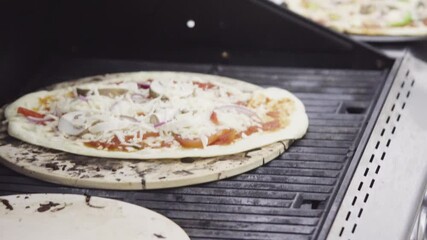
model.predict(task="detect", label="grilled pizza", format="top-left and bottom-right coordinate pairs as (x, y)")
top-left (282, 0), bottom-right (427, 36)
top-left (4, 72), bottom-right (308, 159)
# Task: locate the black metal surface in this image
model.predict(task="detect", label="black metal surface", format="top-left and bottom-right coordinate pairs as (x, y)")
top-left (0, 58), bottom-right (389, 240)
top-left (0, 0), bottom-right (394, 105)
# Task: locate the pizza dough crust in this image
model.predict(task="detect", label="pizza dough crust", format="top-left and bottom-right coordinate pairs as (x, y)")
top-left (5, 72), bottom-right (308, 159)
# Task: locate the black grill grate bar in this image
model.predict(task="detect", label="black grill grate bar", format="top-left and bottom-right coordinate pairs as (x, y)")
top-left (306, 113), bottom-right (365, 120)
top-left (0, 168), bottom-right (14, 174)
top-left (295, 139), bottom-right (353, 148)
top-left (171, 186), bottom-right (330, 200)
top-left (0, 176), bottom-right (56, 186)
top-left (280, 152), bottom-right (346, 161)
top-left (286, 146), bottom-right (349, 155)
top-left (308, 119), bottom-right (362, 127)
top-left (185, 228), bottom-right (311, 240)
top-left (155, 210), bottom-right (320, 226)
top-left (278, 86), bottom-right (376, 95)
top-left (159, 187), bottom-right (296, 199)
top-left (175, 219), bottom-right (315, 235)
top-left (217, 64), bottom-right (384, 74)
top-left (305, 106), bottom-right (338, 113)
top-left (252, 168), bottom-right (339, 178)
top-left (267, 160), bottom-right (343, 170)
top-left (231, 174), bottom-right (336, 186)
top-left (244, 171), bottom-right (342, 182)
top-left (218, 67), bottom-right (384, 80)
top-left (303, 133), bottom-right (355, 141)
top-left (294, 93), bottom-right (373, 101)
top-left (277, 156), bottom-right (345, 163)
top-left (308, 126), bottom-right (360, 134)
top-left (136, 200), bottom-right (323, 217)
top-left (136, 194), bottom-right (293, 208)
top-left (201, 181), bottom-right (333, 194)
top-left (294, 99), bottom-right (341, 106)
top-left (266, 80), bottom-right (385, 89)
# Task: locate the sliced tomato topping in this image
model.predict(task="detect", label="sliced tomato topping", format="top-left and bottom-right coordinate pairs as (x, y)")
top-left (174, 130), bottom-right (225, 149)
top-left (85, 132), bottom-right (168, 151)
top-left (193, 81), bottom-right (215, 90)
top-left (17, 107), bottom-right (45, 118)
top-left (85, 135), bottom-right (122, 151)
top-left (210, 111), bottom-right (219, 125)
top-left (174, 135), bottom-right (204, 148)
top-left (266, 110), bottom-right (280, 119)
top-left (210, 129), bottom-right (238, 146)
top-left (262, 119), bottom-right (281, 131)
top-left (244, 126), bottom-right (259, 136)
top-left (143, 132), bottom-right (160, 139)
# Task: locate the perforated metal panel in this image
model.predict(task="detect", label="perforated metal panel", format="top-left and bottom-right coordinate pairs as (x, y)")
top-left (328, 56), bottom-right (427, 240)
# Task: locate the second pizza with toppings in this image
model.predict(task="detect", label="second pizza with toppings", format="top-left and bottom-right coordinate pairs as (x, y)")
top-left (282, 0), bottom-right (427, 36)
top-left (5, 72), bottom-right (308, 159)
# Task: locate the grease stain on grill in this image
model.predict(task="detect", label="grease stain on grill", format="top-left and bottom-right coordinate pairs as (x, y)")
top-left (0, 198), bottom-right (13, 210)
top-left (84, 194), bottom-right (104, 209)
top-left (37, 201), bottom-right (60, 212)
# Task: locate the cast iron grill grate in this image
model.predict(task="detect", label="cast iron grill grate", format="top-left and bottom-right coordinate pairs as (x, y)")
top-left (0, 58), bottom-right (388, 240)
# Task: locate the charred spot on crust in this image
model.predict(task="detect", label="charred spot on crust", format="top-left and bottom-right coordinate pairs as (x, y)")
top-left (0, 199), bottom-right (13, 210)
top-left (153, 233), bottom-right (166, 239)
top-left (45, 162), bottom-right (59, 171)
top-left (37, 201), bottom-right (60, 212)
top-left (84, 194), bottom-right (104, 209)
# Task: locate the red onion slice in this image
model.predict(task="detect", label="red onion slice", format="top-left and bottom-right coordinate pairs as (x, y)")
top-left (26, 115), bottom-right (55, 124)
top-left (137, 82), bottom-right (150, 89)
top-left (58, 112), bottom-right (87, 135)
top-left (154, 121), bottom-right (167, 128)
top-left (78, 95), bottom-right (88, 101)
top-left (215, 105), bottom-right (262, 122)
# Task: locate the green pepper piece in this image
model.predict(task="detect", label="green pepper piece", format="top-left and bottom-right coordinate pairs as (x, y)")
top-left (389, 12), bottom-right (413, 27)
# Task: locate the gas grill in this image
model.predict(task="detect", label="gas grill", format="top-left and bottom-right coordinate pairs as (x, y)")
top-left (1, 1), bottom-right (427, 239)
